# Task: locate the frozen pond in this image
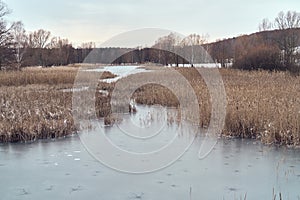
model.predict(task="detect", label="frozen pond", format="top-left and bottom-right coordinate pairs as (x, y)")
top-left (62, 65), bottom-right (151, 92)
top-left (1, 105), bottom-right (300, 200)
top-left (85, 65), bottom-right (150, 83)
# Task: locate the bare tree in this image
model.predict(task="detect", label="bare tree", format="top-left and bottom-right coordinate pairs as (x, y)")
top-left (0, 0), bottom-right (9, 18)
top-left (274, 11), bottom-right (300, 69)
top-left (181, 33), bottom-right (209, 65)
top-left (233, 34), bottom-right (283, 70)
top-left (11, 21), bottom-right (27, 69)
top-left (210, 39), bottom-right (232, 68)
top-left (49, 37), bottom-right (73, 65)
top-left (48, 36), bottom-right (70, 48)
top-left (152, 33), bottom-right (181, 66)
top-left (28, 29), bottom-right (51, 48)
top-left (153, 33), bottom-right (179, 51)
top-left (182, 34), bottom-right (208, 46)
top-left (0, 0), bottom-right (14, 69)
top-left (0, 1), bottom-right (10, 47)
top-left (258, 18), bottom-right (273, 31)
top-left (275, 11), bottom-right (300, 30)
top-left (80, 42), bottom-right (96, 49)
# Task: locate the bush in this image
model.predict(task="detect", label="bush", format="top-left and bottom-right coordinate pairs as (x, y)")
top-left (233, 44), bottom-right (284, 71)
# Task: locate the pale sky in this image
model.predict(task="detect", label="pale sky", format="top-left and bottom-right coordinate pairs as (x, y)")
top-left (4, 0), bottom-right (300, 47)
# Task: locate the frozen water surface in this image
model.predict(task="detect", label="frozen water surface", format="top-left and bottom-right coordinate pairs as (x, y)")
top-left (1, 105), bottom-right (300, 200)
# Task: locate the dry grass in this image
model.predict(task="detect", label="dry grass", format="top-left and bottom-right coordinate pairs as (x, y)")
top-left (0, 66), bottom-right (116, 87)
top-left (0, 67), bottom-right (77, 87)
top-left (128, 67), bottom-right (300, 146)
top-left (221, 69), bottom-right (300, 146)
top-left (0, 66), bottom-right (300, 146)
top-left (0, 85), bottom-right (76, 142)
top-left (131, 68), bottom-right (211, 126)
top-left (0, 66), bottom-right (117, 143)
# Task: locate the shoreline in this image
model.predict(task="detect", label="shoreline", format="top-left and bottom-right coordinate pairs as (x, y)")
top-left (0, 66), bottom-right (299, 147)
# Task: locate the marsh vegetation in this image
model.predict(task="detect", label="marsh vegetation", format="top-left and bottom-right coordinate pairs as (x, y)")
top-left (0, 65), bottom-right (299, 147)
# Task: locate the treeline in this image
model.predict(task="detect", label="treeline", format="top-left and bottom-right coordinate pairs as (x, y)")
top-left (208, 28), bottom-right (300, 71)
top-left (0, 1), bottom-right (97, 69)
top-left (1, 0), bottom-right (300, 73)
top-left (208, 11), bottom-right (300, 73)
top-left (86, 46), bottom-right (209, 66)
top-left (110, 11), bottom-right (300, 73)
top-left (112, 48), bottom-right (190, 66)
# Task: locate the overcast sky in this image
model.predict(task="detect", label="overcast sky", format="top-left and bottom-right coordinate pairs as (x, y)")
top-left (4, 0), bottom-right (300, 46)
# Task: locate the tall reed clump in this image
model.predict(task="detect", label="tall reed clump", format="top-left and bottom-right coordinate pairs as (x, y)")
top-left (0, 66), bottom-right (117, 143)
top-left (128, 67), bottom-right (300, 147)
top-left (221, 69), bottom-right (300, 146)
top-left (1, 65), bottom-right (300, 146)
top-left (130, 68), bottom-right (211, 127)
top-left (0, 86), bottom-right (76, 142)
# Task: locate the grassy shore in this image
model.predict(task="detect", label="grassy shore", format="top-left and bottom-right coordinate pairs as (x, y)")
top-left (0, 66), bottom-right (115, 142)
top-left (132, 68), bottom-right (300, 146)
top-left (0, 66), bottom-right (299, 146)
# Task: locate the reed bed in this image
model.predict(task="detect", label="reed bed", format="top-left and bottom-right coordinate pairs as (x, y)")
top-left (0, 85), bottom-right (76, 142)
top-left (0, 66), bottom-right (116, 143)
top-left (221, 69), bottom-right (300, 146)
top-left (0, 66), bottom-right (300, 146)
top-left (128, 68), bottom-right (300, 146)
top-left (0, 66), bottom-right (116, 87)
top-left (0, 67), bottom-right (77, 87)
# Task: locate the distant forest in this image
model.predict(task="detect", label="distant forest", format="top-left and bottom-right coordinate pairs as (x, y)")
top-left (0, 0), bottom-right (299, 73)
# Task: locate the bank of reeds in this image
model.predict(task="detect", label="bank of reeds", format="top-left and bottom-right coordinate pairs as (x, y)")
top-left (0, 67), bottom-right (116, 143)
top-left (128, 68), bottom-right (300, 146)
top-left (0, 67), bottom-right (77, 87)
top-left (0, 66), bottom-right (300, 146)
top-left (93, 66), bottom-right (300, 146)
top-left (0, 85), bottom-right (76, 142)
top-left (0, 66), bottom-right (117, 87)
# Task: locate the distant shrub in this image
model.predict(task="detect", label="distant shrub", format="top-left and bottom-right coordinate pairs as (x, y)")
top-left (233, 44), bottom-right (284, 71)
top-left (288, 64), bottom-right (300, 75)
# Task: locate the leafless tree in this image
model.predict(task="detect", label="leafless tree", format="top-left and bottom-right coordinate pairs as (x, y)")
top-left (181, 33), bottom-right (209, 65)
top-left (274, 11), bottom-right (300, 68)
top-left (0, 1), bottom-right (10, 47)
top-left (153, 33), bottom-right (180, 51)
top-left (181, 34), bottom-right (208, 46)
top-left (275, 11), bottom-right (300, 30)
top-left (80, 42), bottom-right (96, 49)
top-left (153, 33), bottom-right (181, 65)
top-left (28, 29), bottom-right (51, 48)
top-left (210, 39), bottom-right (231, 68)
top-left (0, 0), bottom-right (14, 68)
top-left (258, 18), bottom-right (273, 31)
top-left (11, 21), bottom-right (27, 69)
top-left (0, 0), bottom-right (9, 18)
top-left (48, 36), bottom-right (69, 48)
top-left (233, 34), bottom-right (283, 70)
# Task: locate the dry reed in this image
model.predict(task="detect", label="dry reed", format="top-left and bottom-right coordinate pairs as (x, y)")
top-left (0, 66), bottom-right (116, 142)
top-left (0, 66), bottom-right (299, 146)
top-left (128, 67), bottom-right (300, 146)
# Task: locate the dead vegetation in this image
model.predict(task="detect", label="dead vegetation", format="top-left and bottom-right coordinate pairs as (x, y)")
top-left (0, 66), bottom-right (117, 142)
top-left (130, 68), bottom-right (300, 146)
top-left (0, 85), bottom-right (76, 142)
top-left (0, 66), bottom-right (299, 146)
